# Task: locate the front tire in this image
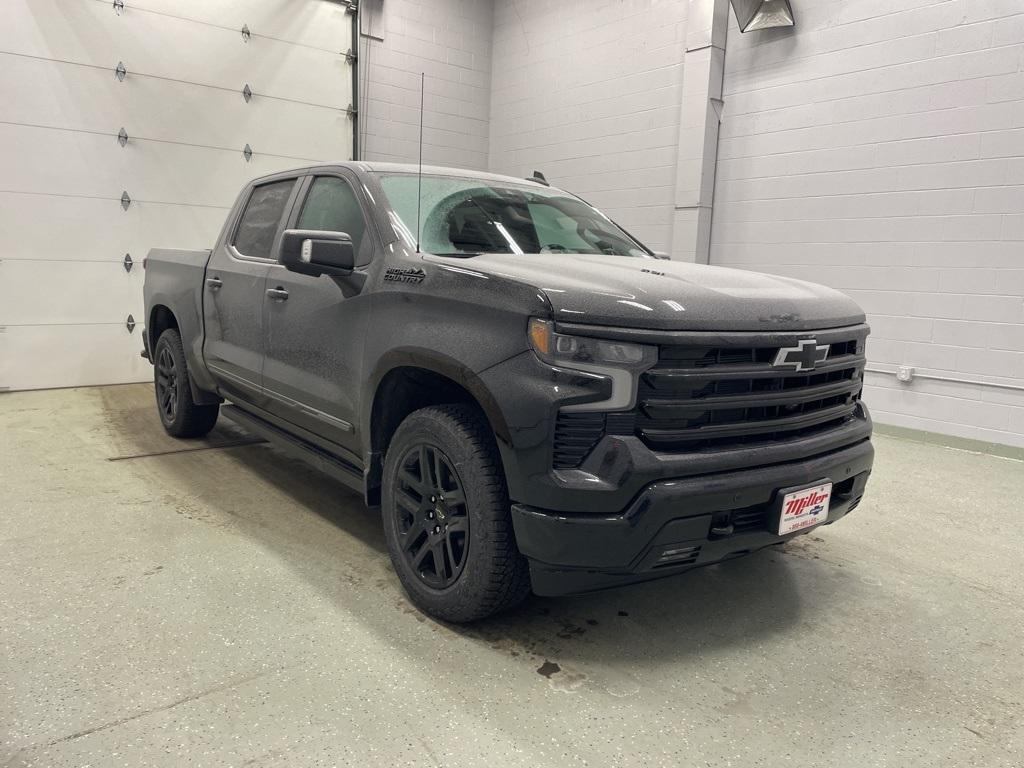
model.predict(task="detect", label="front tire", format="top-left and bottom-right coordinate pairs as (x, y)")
top-left (382, 404), bottom-right (530, 623)
top-left (153, 329), bottom-right (219, 438)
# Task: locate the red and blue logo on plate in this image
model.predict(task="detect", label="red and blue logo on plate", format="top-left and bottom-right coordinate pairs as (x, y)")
top-left (784, 488), bottom-right (830, 518)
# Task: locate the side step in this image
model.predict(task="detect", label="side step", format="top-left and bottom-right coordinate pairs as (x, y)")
top-left (222, 404), bottom-right (364, 495)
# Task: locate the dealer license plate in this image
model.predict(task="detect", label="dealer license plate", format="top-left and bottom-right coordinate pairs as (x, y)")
top-left (777, 482), bottom-right (832, 535)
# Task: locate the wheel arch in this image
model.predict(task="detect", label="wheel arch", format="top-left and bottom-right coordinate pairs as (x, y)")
top-left (148, 304), bottom-right (179, 355)
top-left (148, 303), bottom-right (221, 406)
top-left (362, 349), bottom-right (512, 506)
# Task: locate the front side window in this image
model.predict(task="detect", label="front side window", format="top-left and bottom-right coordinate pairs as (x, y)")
top-left (378, 174), bottom-right (649, 258)
top-left (233, 179), bottom-right (295, 259)
top-left (297, 176), bottom-right (368, 260)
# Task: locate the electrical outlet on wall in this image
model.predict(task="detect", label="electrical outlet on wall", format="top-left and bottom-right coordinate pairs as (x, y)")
top-left (897, 366), bottom-right (915, 383)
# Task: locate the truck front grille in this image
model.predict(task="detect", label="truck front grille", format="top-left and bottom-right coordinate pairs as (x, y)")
top-left (552, 326), bottom-right (868, 468)
top-left (637, 331), bottom-right (865, 452)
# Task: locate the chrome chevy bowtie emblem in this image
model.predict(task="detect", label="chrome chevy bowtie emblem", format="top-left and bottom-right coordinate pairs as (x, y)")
top-left (773, 339), bottom-right (829, 372)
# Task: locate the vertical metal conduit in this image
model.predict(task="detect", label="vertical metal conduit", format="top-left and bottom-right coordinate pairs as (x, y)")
top-left (351, 3), bottom-right (360, 161)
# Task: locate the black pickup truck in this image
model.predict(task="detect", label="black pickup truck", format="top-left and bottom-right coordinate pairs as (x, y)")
top-left (143, 162), bottom-right (874, 622)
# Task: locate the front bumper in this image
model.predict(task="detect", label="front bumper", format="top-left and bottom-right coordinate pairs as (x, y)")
top-left (513, 438), bottom-right (873, 596)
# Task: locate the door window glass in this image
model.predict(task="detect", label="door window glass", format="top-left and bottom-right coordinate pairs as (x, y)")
top-left (233, 180), bottom-right (295, 259)
top-left (297, 176), bottom-right (367, 258)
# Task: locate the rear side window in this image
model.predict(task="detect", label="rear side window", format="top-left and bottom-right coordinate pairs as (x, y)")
top-left (233, 180), bottom-right (295, 259)
top-left (297, 176), bottom-right (367, 258)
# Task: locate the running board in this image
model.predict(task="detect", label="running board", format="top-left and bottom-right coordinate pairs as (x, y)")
top-left (222, 404), bottom-right (365, 495)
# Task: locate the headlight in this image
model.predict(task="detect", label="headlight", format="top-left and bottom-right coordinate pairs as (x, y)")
top-left (528, 318), bottom-right (655, 411)
top-left (529, 318), bottom-right (646, 365)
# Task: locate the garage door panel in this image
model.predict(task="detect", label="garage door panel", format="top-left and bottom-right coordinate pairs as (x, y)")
top-left (2, 0), bottom-right (353, 391)
top-left (4, 0), bottom-right (349, 108)
top-left (0, 262), bottom-right (143, 326)
top-left (1, 55), bottom-right (350, 161)
top-left (0, 193), bottom-right (226, 262)
top-left (127, 0), bottom-right (352, 53)
top-left (0, 124), bottom-right (304, 207)
top-left (0, 324), bottom-right (151, 391)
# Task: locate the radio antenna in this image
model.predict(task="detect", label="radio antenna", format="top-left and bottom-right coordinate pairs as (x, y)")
top-left (415, 72), bottom-right (424, 253)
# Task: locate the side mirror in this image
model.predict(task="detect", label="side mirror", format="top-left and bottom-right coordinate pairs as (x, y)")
top-left (278, 229), bottom-right (354, 276)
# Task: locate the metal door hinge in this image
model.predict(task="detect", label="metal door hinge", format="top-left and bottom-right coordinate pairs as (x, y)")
top-left (121, 191), bottom-right (132, 210)
top-left (344, 48), bottom-right (357, 64)
top-left (113, 0), bottom-right (124, 15)
top-left (117, 127), bottom-right (129, 147)
top-left (243, 143), bottom-right (253, 162)
top-left (242, 84), bottom-right (253, 103)
top-left (115, 61), bottom-right (127, 81)
top-left (126, 315), bottom-right (136, 333)
top-left (241, 24), bottom-right (251, 42)
top-left (123, 253), bottom-right (133, 272)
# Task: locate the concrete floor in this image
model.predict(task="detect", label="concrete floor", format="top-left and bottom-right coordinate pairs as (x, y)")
top-left (1, 384), bottom-right (1022, 768)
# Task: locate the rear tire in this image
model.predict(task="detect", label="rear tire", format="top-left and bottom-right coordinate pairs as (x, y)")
top-left (382, 404), bottom-right (531, 623)
top-left (153, 329), bottom-right (219, 438)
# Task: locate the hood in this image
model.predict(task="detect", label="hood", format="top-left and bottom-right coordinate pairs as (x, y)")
top-left (435, 252), bottom-right (864, 332)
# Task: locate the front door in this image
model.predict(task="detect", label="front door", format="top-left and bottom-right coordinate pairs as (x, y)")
top-left (203, 177), bottom-right (298, 404)
top-left (261, 173), bottom-right (374, 457)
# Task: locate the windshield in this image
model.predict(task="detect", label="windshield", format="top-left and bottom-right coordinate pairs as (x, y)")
top-left (378, 173), bottom-right (650, 258)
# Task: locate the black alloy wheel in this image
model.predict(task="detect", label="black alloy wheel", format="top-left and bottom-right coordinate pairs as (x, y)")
top-left (155, 344), bottom-right (179, 423)
top-left (381, 404), bottom-right (531, 622)
top-left (152, 328), bottom-right (219, 438)
top-left (394, 443), bottom-right (469, 589)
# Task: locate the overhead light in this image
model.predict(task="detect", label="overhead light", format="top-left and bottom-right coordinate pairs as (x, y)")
top-left (730, 0), bottom-right (795, 32)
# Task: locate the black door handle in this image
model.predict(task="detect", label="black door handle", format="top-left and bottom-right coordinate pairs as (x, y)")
top-left (205, 277), bottom-right (223, 291)
top-left (266, 287), bottom-right (289, 301)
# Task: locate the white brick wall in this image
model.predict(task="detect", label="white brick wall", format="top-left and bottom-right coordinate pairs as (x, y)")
top-left (711, 0), bottom-right (1024, 448)
top-left (487, 0), bottom-right (689, 251)
top-left (359, 0), bottom-right (493, 170)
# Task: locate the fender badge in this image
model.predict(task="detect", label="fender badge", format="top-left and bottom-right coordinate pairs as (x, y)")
top-left (384, 267), bottom-right (425, 284)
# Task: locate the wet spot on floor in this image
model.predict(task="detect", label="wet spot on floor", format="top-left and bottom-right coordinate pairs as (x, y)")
top-left (556, 620), bottom-right (586, 639)
top-left (537, 660), bottom-right (560, 678)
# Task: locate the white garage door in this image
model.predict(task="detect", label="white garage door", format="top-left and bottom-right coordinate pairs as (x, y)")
top-left (0, 0), bottom-right (356, 391)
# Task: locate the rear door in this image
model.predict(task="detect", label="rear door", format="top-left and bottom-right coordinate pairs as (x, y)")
top-left (203, 177), bottom-right (299, 404)
top-left (261, 171), bottom-right (375, 456)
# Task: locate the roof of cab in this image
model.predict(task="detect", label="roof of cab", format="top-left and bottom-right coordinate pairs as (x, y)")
top-left (246, 162), bottom-right (559, 201)
top-left (253, 160), bottom-right (552, 189)
top-left (354, 160), bottom-right (545, 187)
